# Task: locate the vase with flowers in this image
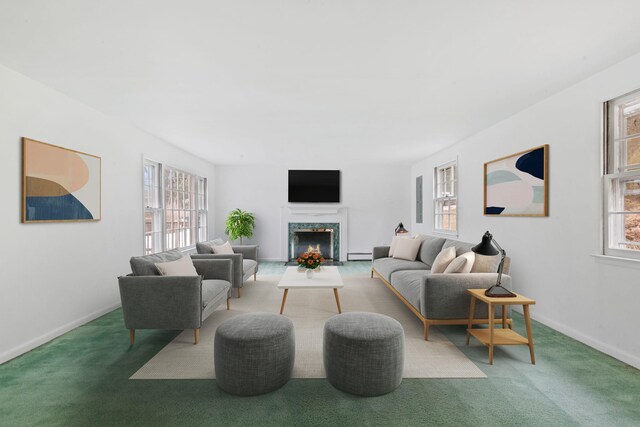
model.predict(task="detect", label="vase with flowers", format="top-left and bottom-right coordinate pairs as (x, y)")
top-left (297, 251), bottom-right (325, 279)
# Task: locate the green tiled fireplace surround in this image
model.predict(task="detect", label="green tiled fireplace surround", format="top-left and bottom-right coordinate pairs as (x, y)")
top-left (288, 222), bottom-right (340, 261)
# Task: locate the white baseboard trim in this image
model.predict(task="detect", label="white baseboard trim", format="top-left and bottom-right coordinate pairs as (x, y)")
top-left (0, 303), bottom-right (121, 365)
top-left (258, 258), bottom-right (285, 262)
top-left (531, 312), bottom-right (640, 370)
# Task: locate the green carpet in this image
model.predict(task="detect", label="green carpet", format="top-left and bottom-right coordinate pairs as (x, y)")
top-left (2, 266), bottom-right (639, 426)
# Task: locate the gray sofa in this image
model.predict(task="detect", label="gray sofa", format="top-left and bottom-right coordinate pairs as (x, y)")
top-left (195, 241), bottom-right (259, 298)
top-left (372, 235), bottom-right (513, 340)
top-left (118, 249), bottom-right (232, 345)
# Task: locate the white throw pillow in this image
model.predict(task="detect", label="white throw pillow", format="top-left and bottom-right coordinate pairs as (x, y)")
top-left (389, 236), bottom-right (412, 257)
top-left (443, 251), bottom-right (476, 273)
top-left (155, 256), bottom-right (198, 276)
top-left (213, 241), bottom-right (234, 254)
top-left (430, 246), bottom-right (456, 273)
top-left (392, 238), bottom-right (422, 261)
top-left (470, 254), bottom-right (501, 273)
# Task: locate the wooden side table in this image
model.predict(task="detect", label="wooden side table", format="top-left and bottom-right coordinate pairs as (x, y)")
top-left (466, 289), bottom-right (536, 365)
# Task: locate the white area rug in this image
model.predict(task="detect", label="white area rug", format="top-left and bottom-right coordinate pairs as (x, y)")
top-left (131, 274), bottom-right (486, 379)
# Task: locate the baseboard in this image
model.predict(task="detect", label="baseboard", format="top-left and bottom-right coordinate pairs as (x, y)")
top-left (0, 303), bottom-right (121, 365)
top-left (531, 312), bottom-right (640, 370)
top-left (258, 258), bottom-right (284, 262)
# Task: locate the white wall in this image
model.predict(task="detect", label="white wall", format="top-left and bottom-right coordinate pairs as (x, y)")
top-left (412, 52), bottom-right (640, 369)
top-left (0, 65), bottom-right (216, 364)
top-left (214, 165), bottom-right (411, 260)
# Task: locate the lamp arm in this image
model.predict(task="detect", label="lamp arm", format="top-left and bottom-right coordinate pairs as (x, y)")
top-left (492, 238), bottom-right (506, 286)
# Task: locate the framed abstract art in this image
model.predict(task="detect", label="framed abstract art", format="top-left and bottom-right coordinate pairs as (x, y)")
top-left (22, 138), bottom-right (101, 223)
top-left (483, 144), bottom-right (548, 216)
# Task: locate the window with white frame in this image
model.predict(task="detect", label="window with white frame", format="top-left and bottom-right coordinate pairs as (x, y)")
top-left (143, 160), bottom-right (208, 254)
top-left (604, 91), bottom-right (640, 259)
top-left (434, 160), bottom-right (457, 234)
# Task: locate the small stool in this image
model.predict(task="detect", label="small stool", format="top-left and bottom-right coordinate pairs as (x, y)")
top-left (214, 313), bottom-right (295, 396)
top-left (323, 312), bottom-right (404, 396)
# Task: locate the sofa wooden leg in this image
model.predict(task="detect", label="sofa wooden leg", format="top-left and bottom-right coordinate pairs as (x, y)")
top-left (371, 269), bottom-right (374, 278)
top-left (226, 298), bottom-right (230, 310)
top-left (237, 288), bottom-right (241, 298)
top-left (129, 329), bottom-right (135, 346)
top-left (423, 322), bottom-right (429, 341)
top-left (194, 328), bottom-right (200, 345)
top-left (254, 272), bottom-right (257, 281)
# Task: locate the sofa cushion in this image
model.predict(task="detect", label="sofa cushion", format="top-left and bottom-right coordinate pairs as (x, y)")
top-left (202, 279), bottom-right (230, 308)
top-left (417, 236), bottom-right (447, 268)
top-left (431, 246), bottom-right (456, 273)
top-left (243, 259), bottom-right (258, 274)
top-left (471, 254), bottom-right (501, 273)
top-left (155, 256), bottom-right (198, 276)
top-left (444, 252), bottom-right (475, 274)
top-left (392, 238), bottom-right (422, 261)
top-left (130, 249), bottom-right (183, 276)
top-left (389, 236), bottom-right (412, 257)
top-left (373, 258), bottom-right (428, 282)
top-left (442, 239), bottom-right (475, 257)
top-left (389, 270), bottom-right (429, 311)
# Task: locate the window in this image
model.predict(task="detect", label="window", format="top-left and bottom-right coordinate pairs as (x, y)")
top-left (143, 160), bottom-right (208, 254)
top-left (604, 91), bottom-right (640, 259)
top-left (434, 160), bottom-right (457, 235)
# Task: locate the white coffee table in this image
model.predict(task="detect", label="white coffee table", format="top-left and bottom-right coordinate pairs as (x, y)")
top-left (277, 266), bottom-right (344, 315)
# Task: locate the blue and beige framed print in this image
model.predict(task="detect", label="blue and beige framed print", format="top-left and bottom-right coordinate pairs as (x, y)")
top-left (484, 144), bottom-right (548, 216)
top-left (22, 138), bottom-right (101, 223)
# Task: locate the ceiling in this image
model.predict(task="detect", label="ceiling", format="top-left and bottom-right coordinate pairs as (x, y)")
top-left (2, 1), bottom-right (640, 166)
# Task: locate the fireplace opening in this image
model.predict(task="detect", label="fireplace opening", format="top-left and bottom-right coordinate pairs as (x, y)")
top-left (291, 229), bottom-right (334, 260)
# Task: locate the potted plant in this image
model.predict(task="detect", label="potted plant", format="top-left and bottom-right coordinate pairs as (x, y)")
top-left (297, 252), bottom-right (325, 279)
top-left (224, 208), bottom-right (255, 244)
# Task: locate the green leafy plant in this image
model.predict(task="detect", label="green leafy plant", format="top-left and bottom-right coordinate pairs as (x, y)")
top-left (224, 208), bottom-right (255, 244)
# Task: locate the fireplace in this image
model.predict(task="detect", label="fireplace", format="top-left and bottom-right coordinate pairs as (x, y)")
top-left (288, 222), bottom-right (340, 261)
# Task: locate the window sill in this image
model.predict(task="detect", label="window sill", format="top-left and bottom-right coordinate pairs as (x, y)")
top-left (432, 230), bottom-right (458, 238)
top-left (591, 254), bottom-right (640, 267)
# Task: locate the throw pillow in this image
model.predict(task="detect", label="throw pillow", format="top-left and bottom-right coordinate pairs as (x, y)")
top-left (155, 256), bottom-right (198, 276)
top-left (392, 238), bottom-right (422, 261)
top-left (213, 241), bottom-right (234, 254)
top-left (430, 246), bottom-right (456, 273)
top-left (470, 254), bottom-right (501, 273)
top-left (389, 235), bottom-right (412, 257)
top-left (443, 251), bottom-right (476, 273)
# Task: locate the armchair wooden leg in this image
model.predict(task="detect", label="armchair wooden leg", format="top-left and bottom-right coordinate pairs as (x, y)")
top-left (254, 272), bottom-right (257, 281)
top-left (237, 288), bottom-right (241, 298)
top-left (194, 328), bottom-right (200, 345)
top-left (129, 329), bottom-right (135, 346)
top-left (371, 269), bottom-right (374, 278)
top-left (423, 322), bottom-right (429, 341)
top-left (226, 298), bottom-right (230, 310)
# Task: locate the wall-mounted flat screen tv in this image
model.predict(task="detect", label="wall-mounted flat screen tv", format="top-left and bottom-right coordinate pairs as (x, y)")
top-left (288, 170), bottom-right (340, 203)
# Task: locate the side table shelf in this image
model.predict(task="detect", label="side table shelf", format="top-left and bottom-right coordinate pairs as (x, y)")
top-left (466, 288), bottom-right (536, 365)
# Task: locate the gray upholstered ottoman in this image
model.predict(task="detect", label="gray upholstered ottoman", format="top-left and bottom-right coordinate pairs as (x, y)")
top-left (214, 312), bottom-right (295, 396)
top-left (323, 312), bottom-right (404, 396)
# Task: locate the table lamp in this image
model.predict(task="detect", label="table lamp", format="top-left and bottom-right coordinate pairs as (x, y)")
top-left (471, 231), bottom-right (516, 298)
top-left (394, 222), bottom-right (408, 236)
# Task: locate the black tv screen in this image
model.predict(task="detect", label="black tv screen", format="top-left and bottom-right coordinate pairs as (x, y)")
top-left (288, 170), bottom-right (340, 203)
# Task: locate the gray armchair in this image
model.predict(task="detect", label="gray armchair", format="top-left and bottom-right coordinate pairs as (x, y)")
top-left (118, 249), bottom-right (233, 345)
top-left (195, 241), bottom-right (259, 298)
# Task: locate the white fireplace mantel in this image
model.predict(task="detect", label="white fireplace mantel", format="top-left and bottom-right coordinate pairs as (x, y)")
top-left (280, 205), bottom-right (348, 261)
top-left (287, 206), bottom-right (340, 216)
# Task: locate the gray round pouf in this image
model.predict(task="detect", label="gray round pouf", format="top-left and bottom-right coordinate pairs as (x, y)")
top-left (214, 312), bottom-right (295, 396)
top-left (323, 312), bottom-right (404, 396)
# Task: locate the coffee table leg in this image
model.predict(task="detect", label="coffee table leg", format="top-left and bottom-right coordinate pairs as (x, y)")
top-left (466, 296), bottom-right (476, 345)
top-left (489, 304), bottom-right (495, 365)
top-left (523, 304), bottom-right (536, 365)
top-left (279, 289), bottom-right (289, 315)
top-left (333, 288), bottom-right (342, 314)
